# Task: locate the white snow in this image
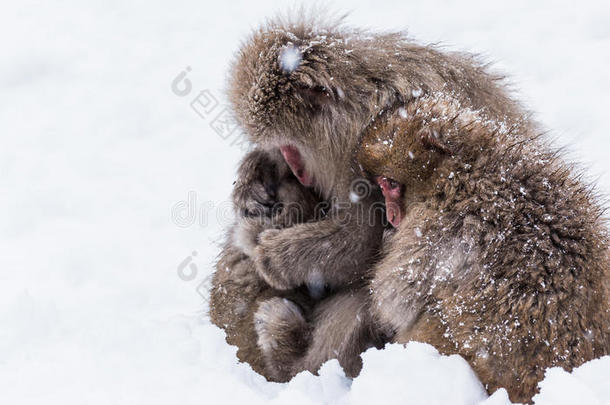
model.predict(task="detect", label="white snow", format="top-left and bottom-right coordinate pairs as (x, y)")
top-left (350, 343), bottom-right (488, 405)
top-left (2, 1), bottom-right (609, 404)
top-left (398, 107), bottom-right (408, 118)
top-left (336, 87), bottom-right (346, 99)
top-left (280, 44), bottom-right (303, 73)
top-left (533, 357), bottom-right (610, 405)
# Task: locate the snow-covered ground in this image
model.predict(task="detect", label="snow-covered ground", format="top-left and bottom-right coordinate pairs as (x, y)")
top-left (1, 1), bottom-right (609, 404)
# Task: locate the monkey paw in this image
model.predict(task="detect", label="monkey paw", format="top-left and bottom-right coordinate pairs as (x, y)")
top-left (254, 297), bottom-right (308, 354)
top-left (233, 151), bottom-right (282, 218)
top-left (253, 229), bottom-right (295, 290)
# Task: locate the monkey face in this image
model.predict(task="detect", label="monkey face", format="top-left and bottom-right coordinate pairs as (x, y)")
top-left (358, 95), bottom-right (509, 228)
top-left (357, 96), bottom-right (475, 228)
top-left (359, 116), bottom-right (438, 228)
top-left (358, 106), bottom-right (448, 225)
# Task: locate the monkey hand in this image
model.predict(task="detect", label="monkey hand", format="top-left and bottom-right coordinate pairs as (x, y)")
top-left (232, 149), bottom-right (283, 218)
top-left (253, 228), bottom-right (298, 290)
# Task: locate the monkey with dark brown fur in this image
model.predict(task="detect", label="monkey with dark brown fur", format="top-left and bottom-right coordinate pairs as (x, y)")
top-left (210, 148), bottom-right (323, 376)
top-left (357, 93), bottom-right (610, 403)
top-left (210, 12), bottom-right (536, 382)
top-left (211, 140), bottom-right (386, 382)
top-left (212, 146), bottom-right (385, 381)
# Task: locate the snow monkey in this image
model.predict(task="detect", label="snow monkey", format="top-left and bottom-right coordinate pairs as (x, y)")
top-left (210, 12), bottom-right (534, 382)
top-left (357, 93), bottom-right (610, 403)
top-left (210, 148), bottom-right (324, 376)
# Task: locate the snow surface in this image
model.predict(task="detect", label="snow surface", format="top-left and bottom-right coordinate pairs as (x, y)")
top-left (279, 45), bottom-right (303, 73)
top-left (1, 1), bottom-right (609, 404)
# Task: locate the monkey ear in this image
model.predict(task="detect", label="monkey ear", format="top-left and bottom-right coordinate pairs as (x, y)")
top-left (418, 127), bottom-right (452, 154)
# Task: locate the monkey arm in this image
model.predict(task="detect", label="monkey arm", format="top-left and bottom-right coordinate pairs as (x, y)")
top-left (253, 197), bottom-right (385, 291)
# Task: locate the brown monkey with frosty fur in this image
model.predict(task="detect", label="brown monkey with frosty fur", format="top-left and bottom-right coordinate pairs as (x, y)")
top-left (210, 148), bottom-right (322, 376)
top-left (210, 13), bottom-right (534, 382)
top-left (211, 146), bottom-right (385, 381)
top-left (357, 94), bottom-right (610, 403)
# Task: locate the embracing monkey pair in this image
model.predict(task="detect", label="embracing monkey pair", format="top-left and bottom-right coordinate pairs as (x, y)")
top-left (209, 13), bottom-right (610, 403)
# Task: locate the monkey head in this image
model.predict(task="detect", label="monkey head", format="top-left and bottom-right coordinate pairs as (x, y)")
top-left (228, 16), bottom-right (405, 195)
top-left (358, 95), bottom-right (495, 227)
